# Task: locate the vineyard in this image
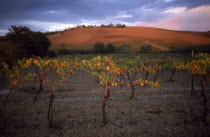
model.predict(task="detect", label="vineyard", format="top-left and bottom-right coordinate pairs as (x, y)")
top-left (0, 53), bottom-right (210, 136)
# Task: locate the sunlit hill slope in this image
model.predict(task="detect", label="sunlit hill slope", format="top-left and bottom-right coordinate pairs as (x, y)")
top-left (48, 26), bottom-right (210, 51)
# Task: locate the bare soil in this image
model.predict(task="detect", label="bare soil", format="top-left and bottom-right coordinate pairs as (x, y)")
top-left (0, 70), bottom-right (210, 137)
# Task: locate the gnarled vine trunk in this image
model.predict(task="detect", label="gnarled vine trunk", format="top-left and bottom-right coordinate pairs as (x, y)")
top-left (119, 74), bottom-right (125, 89)
top-left (168, 69), bottom-right (176, 82)
top-left (102, 83), bottom-right (110, 125)
top-left (48, 93), bottom-right (55, 127)
top-left (34, 79), bottom-right (43, 101)
top-left (127, 72), bottom-right (136, 99)
top-left (145, 71), bottom-right (149, 80)
top-left (130, 84), bottom-right (135, 99)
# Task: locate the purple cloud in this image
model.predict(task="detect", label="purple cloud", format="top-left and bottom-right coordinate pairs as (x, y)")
top-left (139, 5), bottom-right (210, 31)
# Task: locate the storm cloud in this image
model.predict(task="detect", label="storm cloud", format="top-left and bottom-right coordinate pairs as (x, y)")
top-left (0, 0), bottom-right (210, 35)
top-left (139, 5), bottom-right (210, 31)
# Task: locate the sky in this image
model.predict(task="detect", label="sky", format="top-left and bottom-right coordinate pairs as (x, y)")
top-left (0, 0), bottom-right (210, 35)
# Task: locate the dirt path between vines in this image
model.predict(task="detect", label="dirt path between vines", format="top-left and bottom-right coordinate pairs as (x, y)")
top-left (0, 70), bottom-right (210, 137)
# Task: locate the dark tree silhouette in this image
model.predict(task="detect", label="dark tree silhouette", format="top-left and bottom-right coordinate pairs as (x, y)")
top-left (93, 42), bottom-right (106, 53)
top-left (107, 43), bottom-right (116, 53)
top-left (6, 25), bottom-right (51, 58)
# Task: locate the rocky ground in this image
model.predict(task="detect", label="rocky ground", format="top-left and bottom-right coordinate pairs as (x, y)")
top-left (0, 70), bottom-right (210, 137)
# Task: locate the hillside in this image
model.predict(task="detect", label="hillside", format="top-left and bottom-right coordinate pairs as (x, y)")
top-left (48, 27), bottom-right (210, 51)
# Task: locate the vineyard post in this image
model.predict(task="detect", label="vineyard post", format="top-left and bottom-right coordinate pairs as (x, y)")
top-left (191, 49), bottom-right (195, 96)
top-left (200, 77), bottom-right (208, 125)
top-left (48, 62), bottom-right (55, 128)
